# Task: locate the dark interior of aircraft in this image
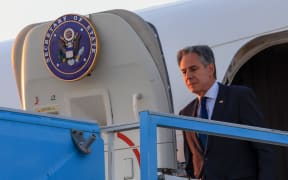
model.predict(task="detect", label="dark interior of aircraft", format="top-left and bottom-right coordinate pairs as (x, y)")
top-left (231, 43), bottom-right (288, 180)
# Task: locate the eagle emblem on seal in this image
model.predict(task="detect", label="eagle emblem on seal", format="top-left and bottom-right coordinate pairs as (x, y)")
top-left (43, 14), bottom-right (99, 81)
top-left (59, 28), bottom-right (85, 66)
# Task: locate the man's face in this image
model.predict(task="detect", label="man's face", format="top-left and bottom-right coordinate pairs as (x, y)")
top-left (179, 53), bottom-right (215, 96)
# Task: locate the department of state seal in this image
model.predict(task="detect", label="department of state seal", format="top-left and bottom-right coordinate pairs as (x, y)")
top-left (43, 14), bottom-right (99, 81)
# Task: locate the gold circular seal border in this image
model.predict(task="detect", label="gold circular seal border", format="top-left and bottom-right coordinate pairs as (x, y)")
top-left (43, 14), bottom-right (100, 82)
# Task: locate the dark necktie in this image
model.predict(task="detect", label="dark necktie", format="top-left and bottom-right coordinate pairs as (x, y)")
top-left (199, 97), bottom-right (208, 149)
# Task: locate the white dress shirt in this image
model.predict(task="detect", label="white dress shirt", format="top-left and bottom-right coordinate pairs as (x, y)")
top-left (197, 81), bottom-right (219, 119)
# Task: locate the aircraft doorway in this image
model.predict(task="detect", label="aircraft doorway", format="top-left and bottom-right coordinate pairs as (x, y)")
top-left (230, 43), bottom-right (288, 180)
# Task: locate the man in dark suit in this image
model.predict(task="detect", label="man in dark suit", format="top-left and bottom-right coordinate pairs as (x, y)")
top-left (177, 45), bottom-right (275, 180)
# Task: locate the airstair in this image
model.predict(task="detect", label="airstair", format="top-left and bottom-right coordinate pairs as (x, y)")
top-left (0, 108), bottom-right (287, 179)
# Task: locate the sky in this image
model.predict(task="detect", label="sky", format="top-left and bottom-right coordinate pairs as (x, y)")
top-left (0, 0), bottom-right (177, 41)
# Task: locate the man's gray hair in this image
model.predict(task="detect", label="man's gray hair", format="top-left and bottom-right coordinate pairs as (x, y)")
top-left (177, 45), bottom-right (217, 78)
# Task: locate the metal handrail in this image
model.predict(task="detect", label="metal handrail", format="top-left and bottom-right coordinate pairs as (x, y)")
top-left (101, 122), bottom-right (139, 133)
top-left (101, 122), bottom-right (140, 180)
top-left (139, 111), bottom-right (288, 180)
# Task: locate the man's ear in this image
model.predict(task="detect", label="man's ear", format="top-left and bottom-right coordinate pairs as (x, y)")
top-left (208, 64), bottom-right (215, 77)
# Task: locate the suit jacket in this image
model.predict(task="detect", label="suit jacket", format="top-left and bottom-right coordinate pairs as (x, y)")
top-left (180, 83), bottom-right (275, 180)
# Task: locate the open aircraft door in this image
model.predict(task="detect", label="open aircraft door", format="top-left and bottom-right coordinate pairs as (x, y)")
top-left (12, 10), bottom-right (176, 180)
top-left (224, 30), bottom-right (288, 179)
